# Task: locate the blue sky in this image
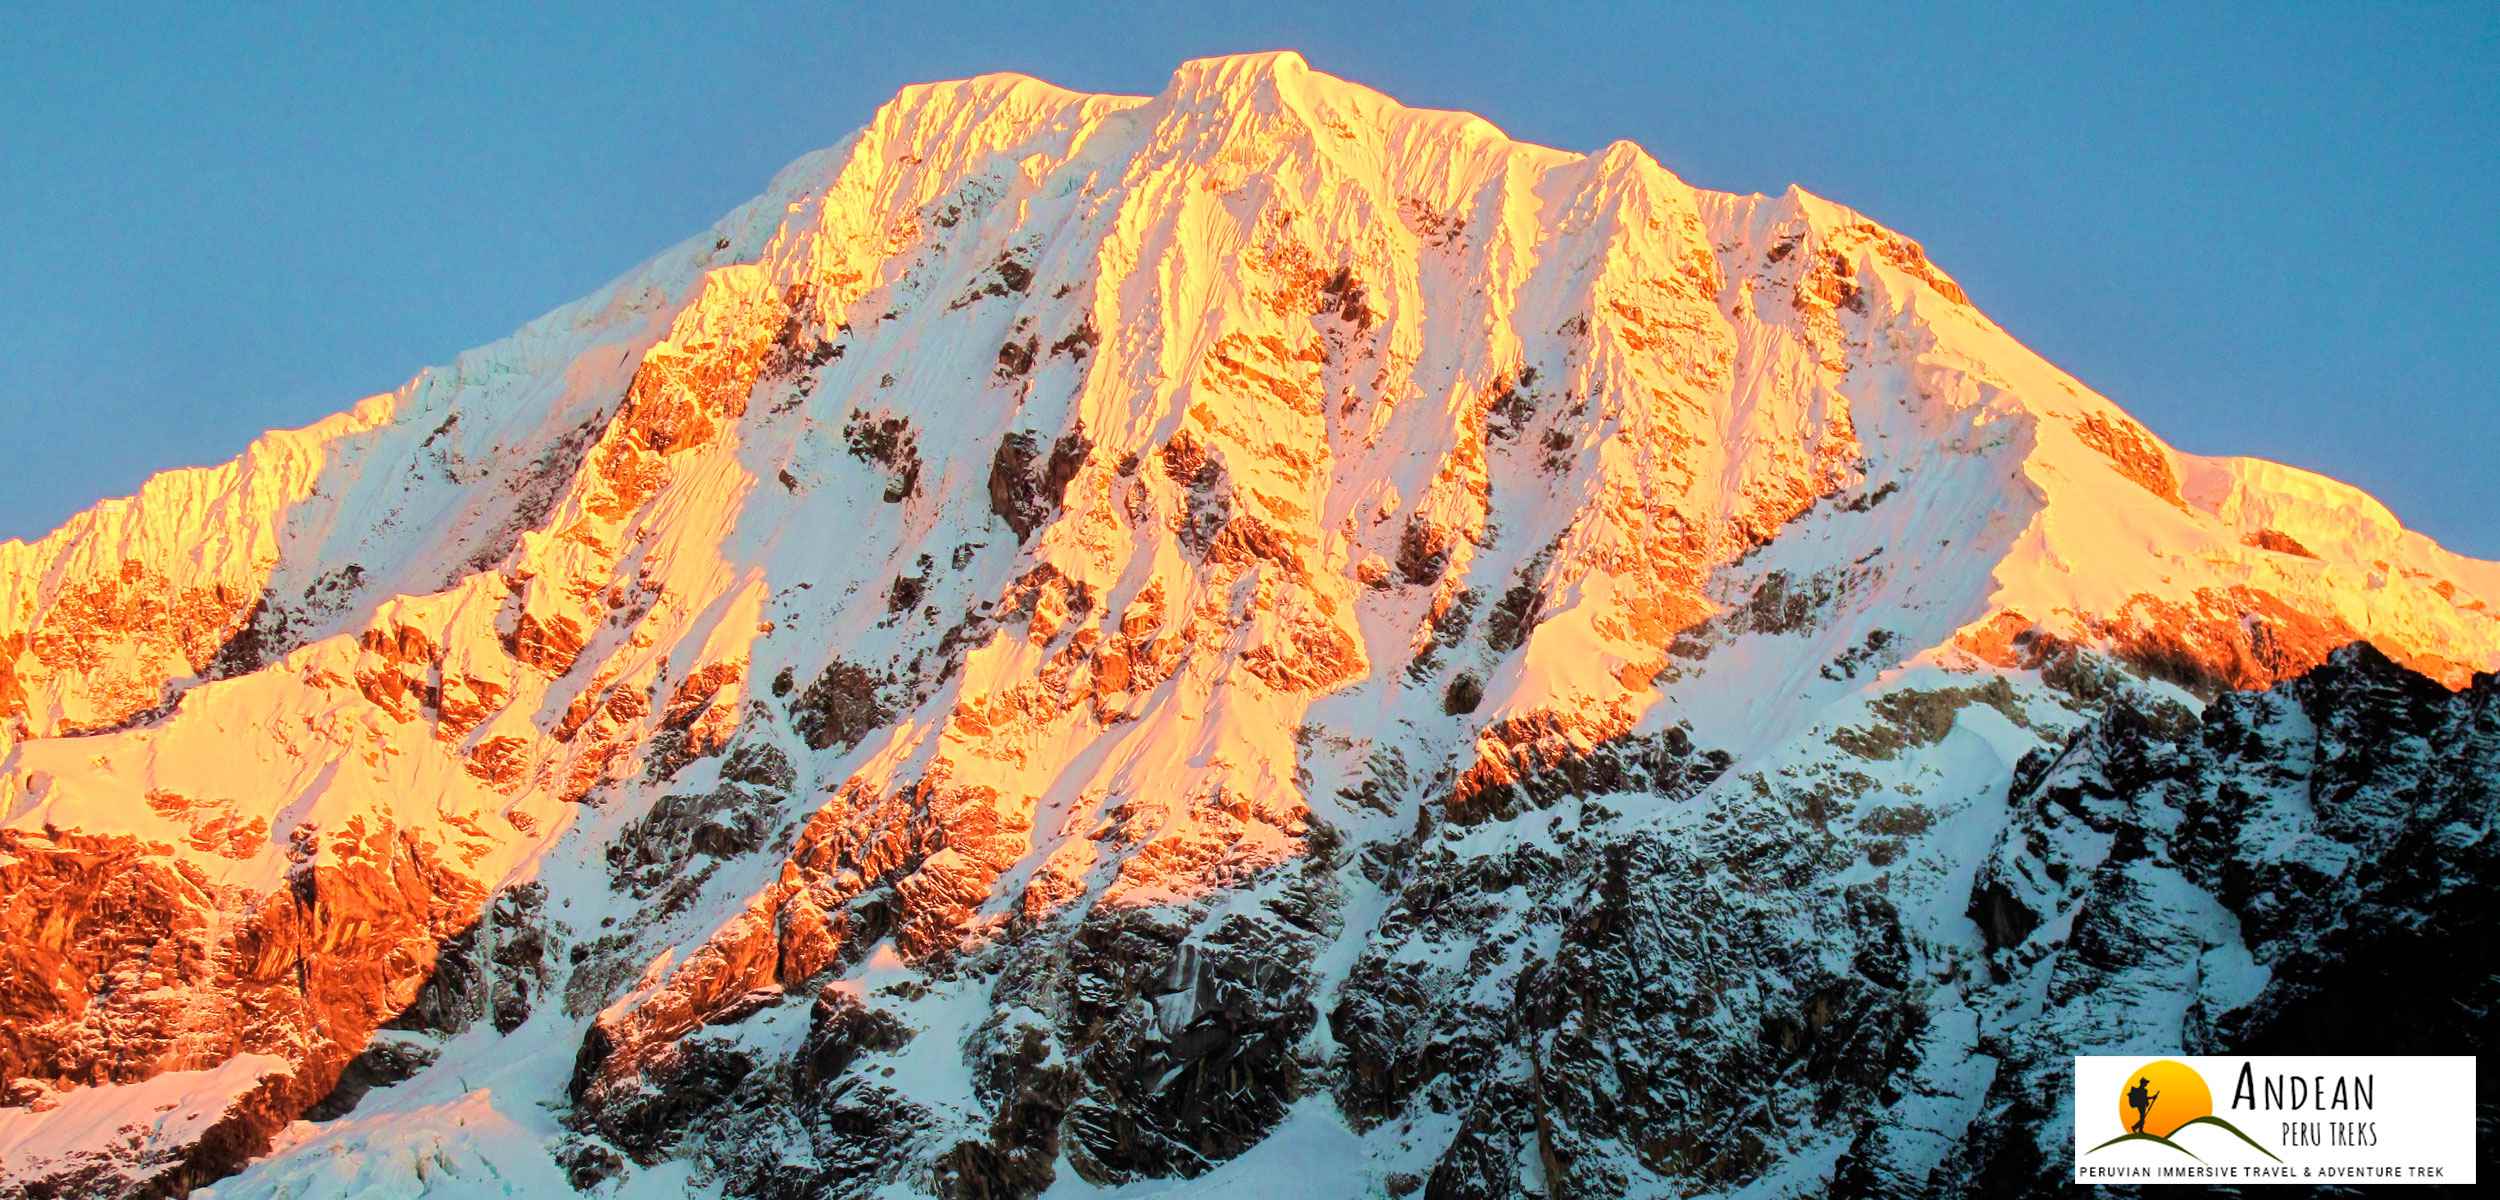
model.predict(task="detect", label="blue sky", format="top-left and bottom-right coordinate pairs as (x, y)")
top-left (4, 2), bottom-right (2494, 553)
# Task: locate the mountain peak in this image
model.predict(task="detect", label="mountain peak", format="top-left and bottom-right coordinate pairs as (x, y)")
top-left (1156, 49), bottom-right (1378, 132)
top-left (1166, 48), bottom-right (1313, 93)
top-left (3, 54), bottom-right (2496, 1200)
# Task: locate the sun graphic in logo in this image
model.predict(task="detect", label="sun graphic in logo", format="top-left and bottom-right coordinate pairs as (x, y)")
top-left (2118, 1059), bottom-right (2213, 1138)
top-left (2088, 1058), bottom-right (2279, 1162)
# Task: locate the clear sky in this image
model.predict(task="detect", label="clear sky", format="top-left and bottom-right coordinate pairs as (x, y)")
top-left (4, 2), bottom-right (2494, 553)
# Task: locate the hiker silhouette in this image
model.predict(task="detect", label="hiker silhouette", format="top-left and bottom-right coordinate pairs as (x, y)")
top-left (2128, 1077), bottom-right (2160, 1134)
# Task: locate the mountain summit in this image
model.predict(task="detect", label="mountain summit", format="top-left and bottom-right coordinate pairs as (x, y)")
top-left (3, 54), bottom-right (2494, 1199)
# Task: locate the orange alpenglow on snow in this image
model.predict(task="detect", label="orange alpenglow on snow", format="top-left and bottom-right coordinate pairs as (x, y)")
top-left (2, 52), bottom-right (2495, 1198)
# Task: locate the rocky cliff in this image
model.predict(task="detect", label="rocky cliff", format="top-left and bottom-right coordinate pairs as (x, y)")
top-left (2, 52), bottom-right (2494, 1199)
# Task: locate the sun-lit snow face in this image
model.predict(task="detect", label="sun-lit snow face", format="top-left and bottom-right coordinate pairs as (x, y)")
top-left (2120, 1059), bottom-right (2213, 1138)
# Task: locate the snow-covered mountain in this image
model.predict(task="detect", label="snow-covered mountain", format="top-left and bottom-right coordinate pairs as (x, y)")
top-left (3, 51), bottom-right (2494, 1199)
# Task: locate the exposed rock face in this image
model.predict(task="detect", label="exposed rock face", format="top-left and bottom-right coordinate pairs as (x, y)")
top-left (3, 51), bottom-right (2498, 1200)
top-left (1921, 644), bottom-right (2500, 1199)
top-left (0, 824), bottom-right (491, 1196)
